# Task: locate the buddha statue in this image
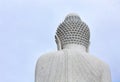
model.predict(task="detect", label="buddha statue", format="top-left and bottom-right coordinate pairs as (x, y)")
top-left (35, 13), bottom-right (112, 82)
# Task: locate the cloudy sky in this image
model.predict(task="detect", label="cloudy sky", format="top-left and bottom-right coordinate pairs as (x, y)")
top-left (0, 0), bottom-right (120, 82)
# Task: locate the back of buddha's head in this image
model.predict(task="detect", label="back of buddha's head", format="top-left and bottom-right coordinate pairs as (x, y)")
top-left (55, 13), bottom-right (90, 50)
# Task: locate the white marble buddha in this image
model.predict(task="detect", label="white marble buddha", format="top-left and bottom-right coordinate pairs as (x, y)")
top-left (35, 14), bottom-right (112, 82)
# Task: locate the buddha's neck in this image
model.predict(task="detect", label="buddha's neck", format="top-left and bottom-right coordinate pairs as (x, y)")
top-left (63, 44), bottom-right (87, 52)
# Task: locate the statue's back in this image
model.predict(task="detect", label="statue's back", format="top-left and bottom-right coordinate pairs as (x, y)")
top-left (35, 48), bottom-right (111, 82)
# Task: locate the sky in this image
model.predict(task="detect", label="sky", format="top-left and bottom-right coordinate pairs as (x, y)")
top-left (0, 0), bottom-right (120, 82)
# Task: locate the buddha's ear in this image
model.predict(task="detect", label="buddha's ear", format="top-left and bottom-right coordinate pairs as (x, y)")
top-left (86, 41), bottom-right (90, 52)
top-left (55, 35), bottom-right (62, 50)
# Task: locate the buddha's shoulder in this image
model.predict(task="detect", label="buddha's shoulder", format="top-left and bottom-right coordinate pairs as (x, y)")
top-left (36, 50), bottom-right (63, 64)
top-left (87, 53), bottom-right (110, 69)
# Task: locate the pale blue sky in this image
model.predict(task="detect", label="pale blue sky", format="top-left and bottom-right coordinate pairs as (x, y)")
top-left (0, 0), bottom-right (120, 82)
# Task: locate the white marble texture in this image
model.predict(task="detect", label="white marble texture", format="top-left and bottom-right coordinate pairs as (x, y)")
top-left (35, 44), bottom-right (111, 82)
